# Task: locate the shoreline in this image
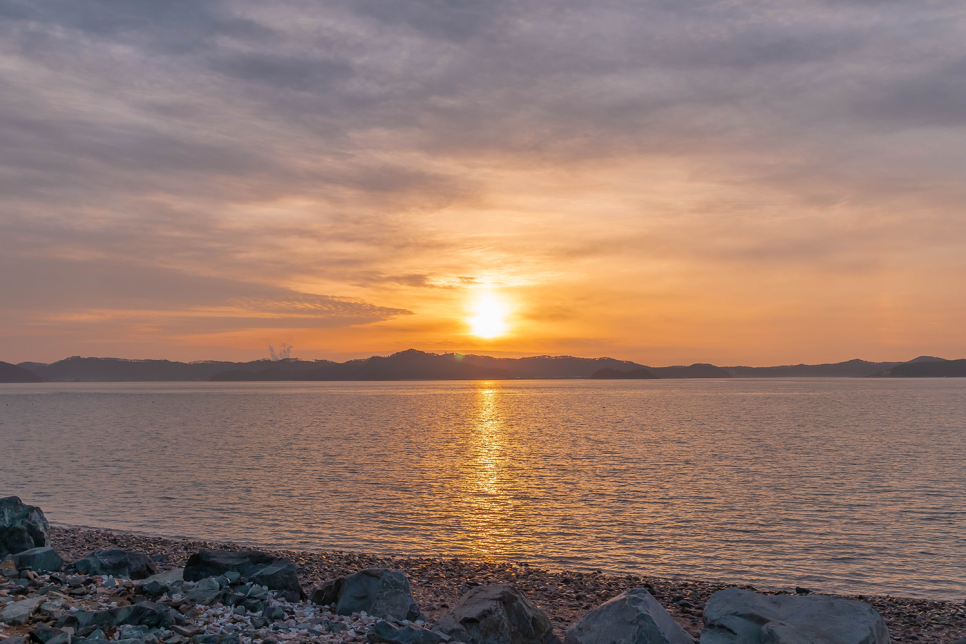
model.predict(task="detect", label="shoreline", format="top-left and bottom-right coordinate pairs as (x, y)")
top-left (45, 526), bottom-right (966, 643)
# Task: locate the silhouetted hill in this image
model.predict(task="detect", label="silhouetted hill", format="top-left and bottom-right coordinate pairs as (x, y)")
top-left (10, 352), bottom-right (959, 382)
top-left (456, 354), bottom-right (651, 378)
top-left (877, 359), bottom-right (966, 378)
top-left (724, 359), bottom-right (901, 378)
top-left (648, 363), bottom-right (731, 378)
top-left (590, 367), bottom-right (659, 380)
top-left (213, 350), bottom-right (508, 381)
top-left (19, 356), bottom-right (331, 382)
top-left (0, 361), bottom-right (42, 383)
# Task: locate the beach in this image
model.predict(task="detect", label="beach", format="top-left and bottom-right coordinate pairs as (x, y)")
top-left (29, 526), bottom-right (966, 643)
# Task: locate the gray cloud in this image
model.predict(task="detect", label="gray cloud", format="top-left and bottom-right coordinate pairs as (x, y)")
top-left (1, 0), bottom-right (965, 359)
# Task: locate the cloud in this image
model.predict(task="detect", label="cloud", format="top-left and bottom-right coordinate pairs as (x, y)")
top-left (0, 0), bottom-right (965, 361)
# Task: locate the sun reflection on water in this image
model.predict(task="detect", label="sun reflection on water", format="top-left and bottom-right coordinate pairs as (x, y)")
top-left (462, 381), bottom-right (516, 559)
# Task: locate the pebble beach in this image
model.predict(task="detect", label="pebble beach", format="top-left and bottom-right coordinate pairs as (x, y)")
top-left (0, 527), bottom-right (959, 643)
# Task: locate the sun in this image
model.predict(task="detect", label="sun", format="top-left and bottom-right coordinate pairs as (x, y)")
top-left (468, 292), bottom-right (510, 339)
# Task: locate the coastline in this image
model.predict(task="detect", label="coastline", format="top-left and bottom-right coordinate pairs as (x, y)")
top-left (45, 526), bottom-right (966, 643)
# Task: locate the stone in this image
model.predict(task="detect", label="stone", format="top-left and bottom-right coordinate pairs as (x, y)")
top-left (72, 550), bottom-right (157, 580)
top-left (435, 584), bottom-right (560, 644)
top-left (700, 588), bottom-right (890, 644)
top-left (58, 601), bottom-right (183, 632)
top-left (28, 623), bottom-right (65, 643)
top-left (183, 551), bottom-right (275, 582)
top-left (6, 548), bottom-right (64, 573)
top-left (336, 569), bottom-right (422, 621)
top-left (564, 588), bottom-right (694, 644)
top-left (1, 596), bottom-right (46, 625)
top-left (141, 568), bottom-right (184, 586)
top-left (310, 578), bottom-right (345, 607)
top-left (0, 529), bottom-right (36, 559)
top-left (249, 560), bottom-right (303, 597)
top-left (1, 559), bottom-right (18, 576)
top-left (0, 498), bottom-right (48, 557)
top-left (367, 621), bottom-right (446, 644)
top-left (44, 634), bottom-right (69, 644)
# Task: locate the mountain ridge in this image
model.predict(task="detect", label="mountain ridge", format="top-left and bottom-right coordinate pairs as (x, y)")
top-left (3, 351), bottom-right (961, 382)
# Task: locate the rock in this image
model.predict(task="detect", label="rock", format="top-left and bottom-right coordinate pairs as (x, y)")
top-left (1, 559), bottom-right (18, 577)
top-left (141, 568), bottom-right (184, 586)
top-left (28, 624), bottom-right (66, 644)
top-left (58, 601), bottom-right (183, 631)
top-left (183, 578), bottom-right (223, 606)
top-left (1, 638), bottom-right (28, 644)
top-left (6, 547), bottom-right (64, 573)
top-left (336, 569), bottom-right (422, 621)
top-left (183, 551), bottom-right (275, 582)
top-left (367, 621), bottom-right (446, 644)
top-left (564, 588), bottom-right (694, 644)
top-left (310, 578), bottom-right (345, 606)
top-left (700, 588), bottom-right (890, 644)
top-left (44, 634), bottom-right (69, 644)
top-left (249, 560), bottom-right (303, 598)
top-left (1, 596), bottom-right (46, 625)
top-left (72, 550), bottom-right (157, 580)
top-left (0, 498), bottom-right (48, 557)
top-left (435, 584), bottom-right (560, 644)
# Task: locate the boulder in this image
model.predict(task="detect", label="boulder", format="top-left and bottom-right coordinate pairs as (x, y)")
top-left (367, 621), bottom-right (447, 644)
top-left (564, 588), bottom-right (695, 644)
top-left (700, 588), bottom-right (890, 644)
top-left (0, 497), bottom-right (49, 557)
top-left (2, 597), bottom-right (46, 626)
top-left (72, 550), bottom-right (157, 580)
top-left (250, 560), bottom-right (303, 598)
top-left (5, 547), bottom-right (64, 573)
top-left (58, 601), bottom-right (183, 632)
top-left (336, 569), bottom-right (421, 621)
top-left (311, 578), bottom-right (345, 606)
top-left (183, 551), bottom-right (275, 581)
top-left (435, 584), bottom-right (560, 644)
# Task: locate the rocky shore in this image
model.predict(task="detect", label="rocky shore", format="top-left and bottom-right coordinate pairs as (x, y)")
top-left (1, 506), bottom-right (964, 643)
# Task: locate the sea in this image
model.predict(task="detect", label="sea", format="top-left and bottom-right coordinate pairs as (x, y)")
top-left (1, 378), bottom-right (964, 600)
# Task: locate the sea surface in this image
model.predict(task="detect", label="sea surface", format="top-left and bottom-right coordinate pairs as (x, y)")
top-left (1, 379), bottom-right (964, 600)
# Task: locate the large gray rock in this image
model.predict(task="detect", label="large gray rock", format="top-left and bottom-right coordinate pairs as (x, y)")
top-left (336, 569), bottom-right (421, 621)
top-left (435, 584), bottom-right (560, 644)
top-left (310, 578), bottom-right (345, 606)
top-left (183, 550), bottom-right (275, 581)
top-left (565, 588), bottom-right (694, 644)
top-left (183, 550), bottom-right (303, 596)
top-left (367, 620), bottom-right (446, 644)
top-left (250, 560), bottom-right (303, 598)
top-left (72, 550), bottom-right (157, 580)
top-left (701, 588), bottom-right (890, 644)
top-left (58, 601), bottom-right (183, 632)
top-left (5, 547), bottom-right (64, 573)
top-left (2, 597), bottom-right (46, 625)
top-left (0, 498), bottom-right (48, 557)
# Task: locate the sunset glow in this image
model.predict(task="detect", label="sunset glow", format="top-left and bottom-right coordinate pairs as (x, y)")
top-left (468, 293), bottom-right (510, 339)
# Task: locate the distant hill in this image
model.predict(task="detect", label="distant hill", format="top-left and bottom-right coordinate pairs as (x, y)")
top-left (6, 351), bottom-right (959, 382)
top-left (647, 363), bottom-right (731, 379)
top-left (0, 361), bottom-right (42, 383)
top-left (590, 367), bottom-right (658, 380)
top-left (877, 358), bottom-right (966, 378)
top-left (212, 350), bottom-right (508, 381)
top-left (18, 356), bottom-right (332, 382)
top-left (724, 359), bottom-right (901, 378)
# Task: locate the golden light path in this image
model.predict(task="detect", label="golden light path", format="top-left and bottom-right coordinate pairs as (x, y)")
top-left (467, 291), bottom-right (510, 339)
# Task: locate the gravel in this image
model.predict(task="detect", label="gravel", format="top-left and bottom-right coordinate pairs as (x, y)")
top-left (0, 527), bottom-right (960, 644)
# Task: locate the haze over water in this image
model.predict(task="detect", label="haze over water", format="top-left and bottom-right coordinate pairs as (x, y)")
top-left (1, 378), bottom-right (964, 600)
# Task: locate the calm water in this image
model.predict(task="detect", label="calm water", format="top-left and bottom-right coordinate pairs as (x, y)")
top-left (1, 379), bottom-right (964, 600)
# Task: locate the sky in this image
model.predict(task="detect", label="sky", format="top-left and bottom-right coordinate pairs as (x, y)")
top-left (2, 0), bottom-right (965, 366)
